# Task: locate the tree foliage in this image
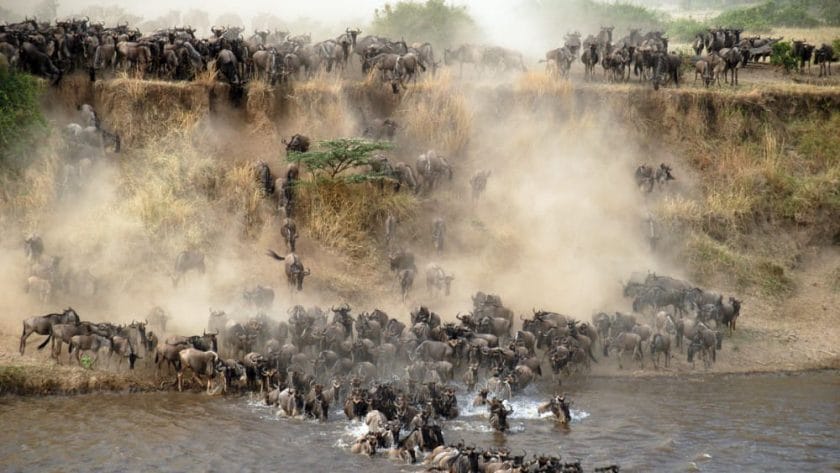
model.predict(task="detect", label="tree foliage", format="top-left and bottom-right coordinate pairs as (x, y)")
top-left (0, 69), bottom-right (45, 167)
top-left (287, 139), bottom-right (393, 182)
top-left (770, 41), bottom-right (798, 71)
top-left (713, 1), bottom-right (820, 31)
top-left (370, 0), bottom-right (481, 49)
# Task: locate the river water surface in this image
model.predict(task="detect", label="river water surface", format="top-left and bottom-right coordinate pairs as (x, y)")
top-left (1, 371), bottom-right (837, 472)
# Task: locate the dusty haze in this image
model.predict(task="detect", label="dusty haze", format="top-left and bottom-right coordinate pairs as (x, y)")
top-left (0, 68), bottom-right (690, 340)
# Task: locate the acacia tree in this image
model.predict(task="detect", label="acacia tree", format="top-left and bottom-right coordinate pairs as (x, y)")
top-left (287, 139), bottom-right (393, 182)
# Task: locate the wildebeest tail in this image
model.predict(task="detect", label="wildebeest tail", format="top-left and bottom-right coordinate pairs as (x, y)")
top-left (266, 249), bottom-right (285, 261)
top-left (36, 331), bottom-right (52, 351)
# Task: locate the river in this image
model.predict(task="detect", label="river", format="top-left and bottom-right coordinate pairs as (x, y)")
top-left (1, 371), bottom-right (837, 472)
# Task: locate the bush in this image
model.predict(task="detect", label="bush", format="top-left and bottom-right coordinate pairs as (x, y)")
top-left (770, 41), bottom-right (798, 71)
top-left (713, 1), bottom-right (820, 31)
top-left (287, 138), bottom-right (393, 182)
top-left (0, 69), bottom-right (45, 167)
top-left (667, 17), bottom-right (708, 42)
top-left (370, 0), bottom-right (481, 49)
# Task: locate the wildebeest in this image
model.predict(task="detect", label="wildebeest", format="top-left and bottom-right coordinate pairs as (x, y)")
top-left (281, 217), bottom-right (299, 252)
top-left (363, 118), bottom-right (398, 141)
top-left (411, 340), bottom-right (456, 362)
top-left (582, 43), bottom-right (600, 81)
top-left (384, 214), bottom-right (398, 247)
top-left (431, 217), bottom-right (446, 254)
top-left (173, 250), bottom-right (205, 287)
top-left (20, 307), bottom-right (80, 355)
top-left (415, 151), bottom-right (452, 193)
top-left (253, 160), bottom-right (275, 196)
top-left (266, 249), bottom-right (311, 292)
top-left (469, 170), bottom-right (491, 201)
top-left (389, 248), bottom-right (416, 273)
top-left (398, 268), bottom-right (416, 303)
top-left (283, 134), bottom-right (310, 153)
top-left (243, 285), bottom-right (275, 309)
top-left (26, 276), bottom-right (52, 303)
top-left (68, 334), bottom-right (111, 367)
top-left (814, 43), bottom-right (835, 77)
top-left (649, 332), bottom-right (671, 369)
top-left (392, 162), bottom-right (417, 193)
top-left (24, 233), bottom-right (44, 263)
top-left (604, 332), bottom-right (643, 369)
top-left (652, 52), bottom-right (681, 90)
top-left (425, 263), bottom-right (454, 298)
top-left (177, 348), bottom-right (224, 393)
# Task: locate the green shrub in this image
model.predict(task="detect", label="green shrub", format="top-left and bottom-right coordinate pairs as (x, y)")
top-left (371, 0), bottom-right (481, 49)
top-left (667, 18), bottom-right (707, 42)
top-left (0, 69), bottom-right (45, 167)
top-left (770, 41), bottom-right (798, 71)
top-left (713, 1), bottom-right (820, 30)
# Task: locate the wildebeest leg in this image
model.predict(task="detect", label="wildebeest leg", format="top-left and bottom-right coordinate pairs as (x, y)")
top-left (20, 324), bottom-right (33, 355)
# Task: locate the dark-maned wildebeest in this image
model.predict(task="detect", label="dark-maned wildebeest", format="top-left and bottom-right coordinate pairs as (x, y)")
top-left (582, 43), bottom-right (599, 81)
top-left (425, 263), bottom-right (454, 298)
top-left (652, 52), bottom-right (682, 90)
top-left (24, 233), bottom-right (44, 263)
top-left (398, 268), bottom-right (415, 303)
top-left (266, 249), bottom-right (311, 292)
top-left (281, 217), bottom-right (298, 252)
top-left (20, 307), bottom-right (80, 355)
top-left (253, 160), bottom-right (275, 196)
top-left (173, 250), bottom-right (205, 287)
top-left (243, 285), bottom-right (275, 309)
top-left (389, 248), bottom-right (416, 273)
top-left (363, 118), bottom-right (398, 141)
top-left (814, 43), bottom-right (834, 77)
top-left (283, 134), bottom-right (310, 154)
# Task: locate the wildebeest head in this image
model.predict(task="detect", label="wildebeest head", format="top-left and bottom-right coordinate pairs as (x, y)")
top-left (283, 134), bottom-right (310, 154)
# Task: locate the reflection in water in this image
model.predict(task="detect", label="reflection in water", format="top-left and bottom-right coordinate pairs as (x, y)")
top-left (0, 371), bottom-right (837, 472)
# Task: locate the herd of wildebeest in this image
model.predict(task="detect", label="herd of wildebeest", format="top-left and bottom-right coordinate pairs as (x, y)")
top-left (2, 16), bottom-right (836, 93)
top-left (6, 13), bottom-right (764, 473)
top-left (18, 183), bottom-right (740, 471)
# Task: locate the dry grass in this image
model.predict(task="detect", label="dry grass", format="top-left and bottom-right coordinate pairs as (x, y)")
top-left (0, 363), bottom-right (155, 395)
top-left (297, 180), bottom-right (419, 260)
top-left (395, 72), bottom-right (472, 157)
top-left (515, 71), bottom-right (574, 97)
top-left (96, 78), bottom-right (210, 147)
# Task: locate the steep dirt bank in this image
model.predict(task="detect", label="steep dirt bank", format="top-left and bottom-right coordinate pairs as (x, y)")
top-left (0, 73), bottom-right (837, 395)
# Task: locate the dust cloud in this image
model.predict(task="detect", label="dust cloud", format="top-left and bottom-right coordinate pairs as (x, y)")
top-left (0, 0), bottom-right (688, 337)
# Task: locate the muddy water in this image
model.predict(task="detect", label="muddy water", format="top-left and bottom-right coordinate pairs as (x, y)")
top-left (1, 371), bottom-right (837, 473)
